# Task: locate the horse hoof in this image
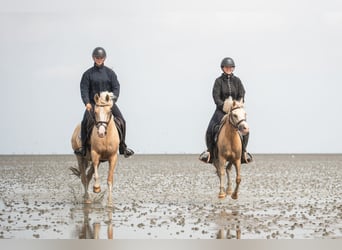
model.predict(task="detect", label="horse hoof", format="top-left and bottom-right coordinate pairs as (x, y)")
top-left (231, 193), bottom-right (238, 200)
top-left (84, 199), bottom-right (92, 204)
top-left (93, 186), bottom-right (101, 193)
top-left (218, 192), bottom-right (226, 199)
top-left (226, 188), bottom-right (233, 196)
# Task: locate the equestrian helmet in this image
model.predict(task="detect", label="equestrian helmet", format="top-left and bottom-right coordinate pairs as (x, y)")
top-left (92, 47), bottom-right (107, 59)
top-left (221, 57), bottom-right (235, 68)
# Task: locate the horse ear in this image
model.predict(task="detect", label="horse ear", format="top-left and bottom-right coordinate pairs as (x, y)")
top-left (106, 94), bottom-right (110, 102)
top-left (94, 93), bottom-right (99, 103)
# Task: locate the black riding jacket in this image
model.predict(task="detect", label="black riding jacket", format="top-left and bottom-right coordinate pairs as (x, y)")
top-left (212, 73), bottom-right (245, 111)
top-left (80, 63), bottom-right (120, 106)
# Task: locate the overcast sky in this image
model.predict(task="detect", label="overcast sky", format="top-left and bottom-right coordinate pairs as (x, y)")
top-left (1, 0), bottom-right (342, 154)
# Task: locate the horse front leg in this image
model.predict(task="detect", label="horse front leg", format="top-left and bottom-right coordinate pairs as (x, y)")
top-left (226, 162), bottom-right (233, 196)
top-left (92, 154), bottom-right (101, 193)
top-left (106, 154), bottom-right (118, 208)
top-left (215, 157), bottom-right (227, 199)
top-left (231, 160), bottom-right (241, 200)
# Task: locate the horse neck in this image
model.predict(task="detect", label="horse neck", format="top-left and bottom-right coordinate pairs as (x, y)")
top-left (104, 118), bottom-right (116, 137)
top-left (225, 116), bottom-right (239, 138)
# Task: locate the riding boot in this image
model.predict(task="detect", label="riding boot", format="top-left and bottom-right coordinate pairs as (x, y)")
top-left (199, 128), bottom-right (215, 164)
top-left (199, 147), bottom-right (213, 163)
top-left (115, 117), bottom-right (134, 158)
top-left (119, 142), bottom-right (135, 158)
top-left (74, 117), bottom-right (88, 156)
top-left (241, 133), bottom-right (253, 164)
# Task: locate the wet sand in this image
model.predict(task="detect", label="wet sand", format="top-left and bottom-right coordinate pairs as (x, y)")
top-left (0, 154), bottom-right (341, 239)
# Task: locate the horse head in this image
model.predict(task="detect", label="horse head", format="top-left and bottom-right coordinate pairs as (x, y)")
top-left (94, 91), bottom-right (114, 138)
top-left (229, 99), bottom-right (249, 135)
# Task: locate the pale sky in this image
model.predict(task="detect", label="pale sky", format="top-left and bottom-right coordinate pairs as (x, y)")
top-left (1, 0), bottom-right (342, 154)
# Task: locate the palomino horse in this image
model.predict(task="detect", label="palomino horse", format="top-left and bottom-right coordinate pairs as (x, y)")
top-left (213, 98), bottom-right (249, 200)
top-left (71, 91), bottom-right (120, 207)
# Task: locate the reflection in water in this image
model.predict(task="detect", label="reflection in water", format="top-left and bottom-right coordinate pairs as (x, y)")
top-left (215, 208), bottom-right (241, 239)
top-left (216, 226), bottom-right (241, 239)
top-left (75, 204), bottom-right (113, 239)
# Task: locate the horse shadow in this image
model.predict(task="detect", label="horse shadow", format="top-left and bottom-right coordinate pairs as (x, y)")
top-left (74, 204), bottom-right (113, 239)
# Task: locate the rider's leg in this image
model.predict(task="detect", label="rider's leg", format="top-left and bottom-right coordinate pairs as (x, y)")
top-left (74, 111), bottom-right (88, 156)
top-left (241, 133), bottom-right (253, 164)
top-left (112, 104), bottom-right (134, 158)
top-left (199, 110), bottom-right (224, 163)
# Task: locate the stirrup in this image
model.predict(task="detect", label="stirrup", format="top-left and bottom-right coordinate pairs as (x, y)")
top-left (241, 152), bottom-right (253, 164)
top-left (74, 147), bottom-right (86, 156)
top-left (199, 151), bottom-right (211, 163)
top-left (123, 148), bottom-right (134, 158)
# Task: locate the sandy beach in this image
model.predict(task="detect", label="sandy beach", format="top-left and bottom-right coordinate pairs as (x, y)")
top-left (0, 154), bottom-right (341, 239)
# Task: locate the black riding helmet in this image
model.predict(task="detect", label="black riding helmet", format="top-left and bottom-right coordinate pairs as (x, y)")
top-left (221, 57), bottom-right (235, 68)
top-left (92, 47), bottom-right (107, 59)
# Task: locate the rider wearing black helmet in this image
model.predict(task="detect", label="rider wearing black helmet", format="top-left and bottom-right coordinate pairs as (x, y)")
top-left (92, 47), bottom-right (106, 58)
top-left (199, 57), bottom-right (252, 164)
top-left (75, 47), bottom-right (134, 158)
top-left (221, 57), bottom-right (235, 68)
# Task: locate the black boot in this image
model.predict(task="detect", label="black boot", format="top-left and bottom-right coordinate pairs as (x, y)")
top-left (199, 135), bottom-right (214, 163)
top-left (74, 133), bottom-right (87, 156)
top-left (115, 116), bottom-right (134, 158)
top-left (119, 143), bottom-right (134, 158)
top-left (241, 133), bottom-right (253, 164)
top-left (74, 112), bottom-right (90, 157)
top-left (74, 146), bottom-right (86, 156)
top-left (199, 150), bottom-right (211, 163)
top-left (123, 147), bottom-right (135, 158)
top-left (199, 125), bottom-right (216, 164)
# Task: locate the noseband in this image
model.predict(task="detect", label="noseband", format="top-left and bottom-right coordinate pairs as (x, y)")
top-left (228, 106), bottom-right (246, 129)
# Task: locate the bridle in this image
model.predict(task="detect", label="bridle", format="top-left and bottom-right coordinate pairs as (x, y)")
top-left (228, 106), bottom-right (246, 130)
top-left (94, 104), bottom-right (113, 133)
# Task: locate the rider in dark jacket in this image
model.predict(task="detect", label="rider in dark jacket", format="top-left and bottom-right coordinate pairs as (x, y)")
top-left (199, 57), bottom-right (252, 164)
top-left (74, 47), bottom-right (134, 158)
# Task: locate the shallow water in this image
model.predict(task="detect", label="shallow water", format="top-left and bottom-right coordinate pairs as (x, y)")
top-left (0, 154), bottom-right (342, 239)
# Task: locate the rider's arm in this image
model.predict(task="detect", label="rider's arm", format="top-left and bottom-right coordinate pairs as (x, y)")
top-left (80, 72), bottom-right (90, 106)
top-left (212, 79), bottom-right (224, 111)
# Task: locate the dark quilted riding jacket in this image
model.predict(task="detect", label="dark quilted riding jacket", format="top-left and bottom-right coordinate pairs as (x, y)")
top-left (212, 73), bottom-right (245, 112)
top-left (80, 63), bottom-right (120, 106)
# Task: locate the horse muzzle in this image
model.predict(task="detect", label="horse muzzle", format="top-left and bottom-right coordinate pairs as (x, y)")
top-left (97, 125), bottom-right (107, 138)
top-left (238, 121), bottom-right (249, 135)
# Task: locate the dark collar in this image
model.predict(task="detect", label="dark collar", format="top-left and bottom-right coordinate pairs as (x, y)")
top-left (94, 63), bottom-right (104, 69)
top-left (222, 73), bottom-right (234, 79)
